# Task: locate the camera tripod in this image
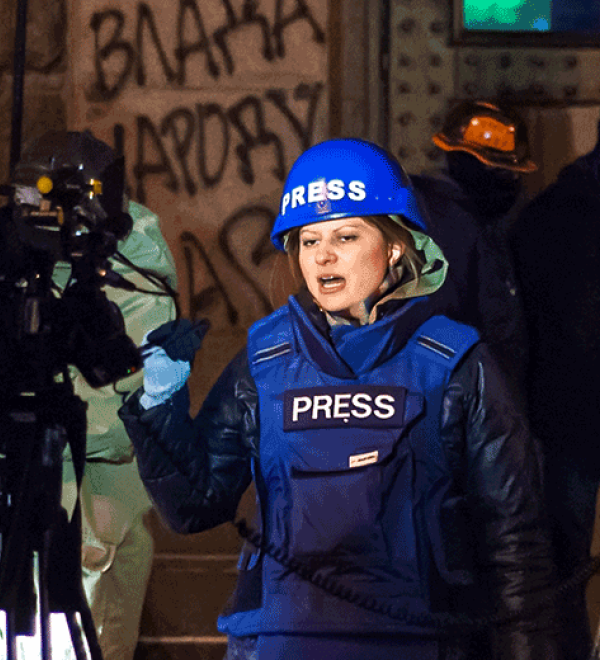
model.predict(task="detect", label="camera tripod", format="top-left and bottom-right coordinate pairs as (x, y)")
top-left (0, 382), bottom-right (104, 660)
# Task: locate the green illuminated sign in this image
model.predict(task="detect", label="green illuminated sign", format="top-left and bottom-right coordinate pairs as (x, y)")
top-left (464, 0), bottom-right (551, 31)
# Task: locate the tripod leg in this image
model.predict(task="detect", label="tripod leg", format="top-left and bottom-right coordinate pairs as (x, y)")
top-left (43, 516), bottom-right (104, 660)
top-left (0, 387), bottom-right (107, 660)
top-left (6, 611), bottom-right (17, 660)
top-left (39, 544), bottom-right (51, 660)
top-left (73, 602), bottom-right (104, 660)
top-left (64, 612), bottom-right (94, 660)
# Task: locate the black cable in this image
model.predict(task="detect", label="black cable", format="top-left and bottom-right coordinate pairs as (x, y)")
top-left (233, 518), bottom-right (600, 632)
top-left (111, 251), bottom-right (181, 318)
top-left (112, 251), bottom-right (174, 289)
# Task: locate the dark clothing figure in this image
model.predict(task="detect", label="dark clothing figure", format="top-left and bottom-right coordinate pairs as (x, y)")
top-left (412, 160), bottom-right (528, 390)
top-left (511, 133), bottom-right (600, 660)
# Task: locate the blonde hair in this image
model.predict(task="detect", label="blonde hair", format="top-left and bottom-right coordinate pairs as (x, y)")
top-left (284, 215), bottom-right (424, 288)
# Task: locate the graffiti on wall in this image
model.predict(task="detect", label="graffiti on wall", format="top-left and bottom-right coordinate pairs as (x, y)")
top-left (106, 79), bottom-right (323, 324)
top-left (120, 82), bottom-right (325, 203)
top-left (89, 0), bottom-right (325, 101)
top-left (181, 204), bottom-right (278, 325)
top-left (84, 0), bottom-right (326, 325)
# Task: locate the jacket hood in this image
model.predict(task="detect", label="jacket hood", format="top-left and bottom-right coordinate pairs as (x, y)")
top-left (387, 214), bottom-right (448, 298)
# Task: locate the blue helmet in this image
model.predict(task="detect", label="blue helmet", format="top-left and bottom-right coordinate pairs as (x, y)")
top-left (271, 138), bottom-right (427, 251)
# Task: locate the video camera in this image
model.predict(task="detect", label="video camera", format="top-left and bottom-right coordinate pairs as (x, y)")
top-left (0, 131), bottom-right (168, 659)
top-left (0, 130), bottom-right (143, 391)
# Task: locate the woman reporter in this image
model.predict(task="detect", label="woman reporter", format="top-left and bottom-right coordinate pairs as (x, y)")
top-left (120, 138), bottom-right (560, 660)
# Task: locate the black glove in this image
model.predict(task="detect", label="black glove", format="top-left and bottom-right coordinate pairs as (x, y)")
top-left (144, 319), bottom-right (210, 362)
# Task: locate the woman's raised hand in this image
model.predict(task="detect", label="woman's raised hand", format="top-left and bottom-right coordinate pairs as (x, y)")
top-left (139, 319), bottom-right (210, 409)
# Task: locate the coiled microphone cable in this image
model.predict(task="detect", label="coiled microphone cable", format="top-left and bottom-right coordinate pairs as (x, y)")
top-left (233, 518), bottom-right (600, 632)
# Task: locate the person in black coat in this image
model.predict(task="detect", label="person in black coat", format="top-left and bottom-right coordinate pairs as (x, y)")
top-left (511, 122), bottom-right (600, 660)
top-left (411, 100), bottom-right (537, 393)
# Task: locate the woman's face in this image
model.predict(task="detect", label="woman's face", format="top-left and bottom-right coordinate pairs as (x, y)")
top-left (298, 217), bottom-right (402, 319)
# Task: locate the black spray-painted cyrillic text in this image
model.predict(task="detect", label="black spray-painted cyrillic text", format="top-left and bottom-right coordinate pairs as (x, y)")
top-left (129, 82), bottom-right (323, 202)
top-left (181, 204), bottom-right (277, 324)
top-left (89, 0), bottom-right (325, 101)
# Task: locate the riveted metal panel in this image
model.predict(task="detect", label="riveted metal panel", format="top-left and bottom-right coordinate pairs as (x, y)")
top-left (388, 0), bottom-right (600, 175)
top-left (389, 0), bottom-right (456, 172)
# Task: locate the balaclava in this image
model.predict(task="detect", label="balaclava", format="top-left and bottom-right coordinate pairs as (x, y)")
top-left (447, 151), bottom-right (522, 221)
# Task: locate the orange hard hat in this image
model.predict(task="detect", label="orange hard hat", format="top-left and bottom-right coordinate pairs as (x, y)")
top-left (432, 100), bottom-right (537, 173)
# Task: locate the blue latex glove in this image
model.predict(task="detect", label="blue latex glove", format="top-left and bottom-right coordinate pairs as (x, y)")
top-left (139, 319), bottom-right (210, 410)
top-left (140, 346), bottom-right (191, 410)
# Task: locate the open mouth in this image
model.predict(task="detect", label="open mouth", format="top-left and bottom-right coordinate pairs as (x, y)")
top-left (318, 275), bottom-right (346, 292)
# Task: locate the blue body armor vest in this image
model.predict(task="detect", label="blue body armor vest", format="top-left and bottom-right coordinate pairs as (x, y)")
top-left (219, 296), bottom-right (479, 637)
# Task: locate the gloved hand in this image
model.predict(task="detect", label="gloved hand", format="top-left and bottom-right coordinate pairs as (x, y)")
top-left (139, 319), bottom-right (210, 410)
top-left (144, 319), bottom-right (210, 362)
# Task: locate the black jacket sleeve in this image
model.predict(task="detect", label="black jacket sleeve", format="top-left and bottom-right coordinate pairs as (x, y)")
top-left (118, 347), bottom-right (258, 534)
top-left (443, 343), bottom-right (560, 659)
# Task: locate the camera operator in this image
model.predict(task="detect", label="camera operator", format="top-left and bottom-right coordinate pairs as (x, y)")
top-left (8, 130), bottom-right (177, 660)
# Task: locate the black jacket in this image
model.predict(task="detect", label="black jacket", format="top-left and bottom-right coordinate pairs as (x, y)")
top-left (511, 151), bottom-right (600, 469)
top-left (119, 297), bottom-right (560, 659)
top-left (412, 174), bottom-right (528, 392)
